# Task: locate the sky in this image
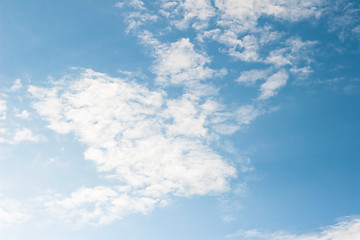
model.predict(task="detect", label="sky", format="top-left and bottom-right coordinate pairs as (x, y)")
top-left (0, 0), bottom-right (359, 239)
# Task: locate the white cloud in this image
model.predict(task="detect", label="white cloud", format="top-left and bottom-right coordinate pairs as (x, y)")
top-left (115, 1), bottom-right (158, 32)
top-left (14, 109), bottom-right (31, 119)
top-left (0, 198), bottom-right (29, 229)
top-left (201, 30), bottom-right (261, 62)
top-left (237, 69), bottom-right (270, 85)
top-left (265, 37), bottom-right (317, 70)
top-left (258, 69), bottom-right (288, 100)
top-left (212, 105), bottom-right (264, 135)
top-left (10, 78), bottom-right (22, 91)
top-left (150, 37), bottom-right (216, 89)
top-left (214, 0), bottom-right (324, 33)
top-left (0, 99), bottom-right (6, 120)
top-left (0, 128), bottom-right (44, 144)
top-left (229, 35), bottom-right (259, 62)
top-left (227, 216), bottom-right (360, 240)
top-left (352, 24), bottom-right (360, 36)
top-left (290, 66), bottom-right (313, 80)
top-left (11, 128), bottom-right (43, 144)
top-left (30, 69), bottom-right (242, 225)
top-left (160, 0), bottom-right (216, 30)
top-left (43, 186), bottom-right (157, 226)
top-left (265, 49), bottom-right (292, 67)
top-left (327, 2), bottom-right (360, 41)
top-left (116, 0), bottom-right (145, 10)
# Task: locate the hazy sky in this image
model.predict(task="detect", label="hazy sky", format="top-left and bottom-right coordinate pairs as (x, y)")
top-left (0, 1), bottom-right (359, 239)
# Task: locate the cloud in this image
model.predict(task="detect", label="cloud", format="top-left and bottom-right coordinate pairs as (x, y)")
top-left (115, 1), bottom-right (158, 32)
top-left (212, 105), bottom-right (264, 135)
top-left (19, 0), bottom-right (331, 227)
top-left (147, 36), bottom-right (216, 89)
top-left (227, 216), bottom-right (360, 240)
top-left (43, 186), bottom-right (157, 227)
top-left (30, 68), bottom-right (246, 225)
top-left (258, 69), bottom-right (288, 100)
top-left (265, 37), bottom-right (317, 68)
top-left (10, 79), bottom-right (22, 92)
top-left (237, 69), bottom-right (270, 85)
top-left (14, 109), bottom-right (31, 119)
top-left (214, 0), bottom-right (324, 33)
top-left (0, 198), bottom-right (29, 229)
top-left (327, 2), bottom-right (360, 41)
top-left (0, 128), bottom-right (44, 144)
top-left (0, 99), bottom-right (6, 120)
top-left (159, 0), bottom-right (216, 30)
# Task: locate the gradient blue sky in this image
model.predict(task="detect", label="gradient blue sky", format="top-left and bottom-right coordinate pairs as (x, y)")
top-left (0, 1), bottom-right (359, 239)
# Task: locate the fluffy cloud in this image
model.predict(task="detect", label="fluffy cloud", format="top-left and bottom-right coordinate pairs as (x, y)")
top-left (143, 35), bottom-right (216, 90)
top-left (0, 127), bottom-right (44, 144)
top-left (227, 216), bottom-right (360, 240)
top-left (30, 68), bottom-right (246, 225)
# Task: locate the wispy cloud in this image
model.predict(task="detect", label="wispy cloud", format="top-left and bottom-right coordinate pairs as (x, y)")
top-left (14, 109), bottom-right (31, 119)
top-left (159, 0), bottom-right (216, 30)
top-left (10, 79), bottom-right (23, 92)
top-left (227, 216), bottom-right (360, 240)
top-left (0, 198), bottom-right (29, 230)
top-left (258, 70), bottom-right (288, 100)
top-left (115, 1), bottom-right (158, 32)
top-left (0, 99), bottom-right (6, 120)
top-left (237, 69), bottom-right (270, 86)
top-left (327, 2), bottom-right (360, 41)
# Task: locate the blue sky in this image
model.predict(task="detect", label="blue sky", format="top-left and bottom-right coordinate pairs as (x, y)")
top-left (0, 0), bottom-right (359, 239)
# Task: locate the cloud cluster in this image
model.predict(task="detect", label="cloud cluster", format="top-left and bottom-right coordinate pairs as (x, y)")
top-left (122, 0), bottom-right (325, 102)
top-left (0, 0), bottom-right (354, 229)
top-left (26, 0), bottom-right (343, 226)
top-left (29, 68), bottom-right (258, 225)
